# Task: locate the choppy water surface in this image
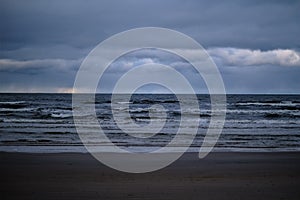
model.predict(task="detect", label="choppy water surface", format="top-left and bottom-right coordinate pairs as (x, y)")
top-left (0, 94), bottom-right (299, 152)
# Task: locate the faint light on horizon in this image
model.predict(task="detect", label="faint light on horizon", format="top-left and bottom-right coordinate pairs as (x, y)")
top-left (57, 87), bottom-right (77, 93)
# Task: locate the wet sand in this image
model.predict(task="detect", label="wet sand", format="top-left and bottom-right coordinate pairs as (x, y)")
top-left (1, 152), bottom-right (300, 200)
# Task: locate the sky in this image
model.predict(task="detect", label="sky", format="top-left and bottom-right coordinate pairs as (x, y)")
top-left (0, 0), bottom-right (300, 94)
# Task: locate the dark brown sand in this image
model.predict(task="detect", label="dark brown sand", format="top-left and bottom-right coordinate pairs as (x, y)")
top-left (1, 152), bottom-right (300, 200)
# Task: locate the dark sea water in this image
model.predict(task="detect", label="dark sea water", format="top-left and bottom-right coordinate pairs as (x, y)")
top-left (0, 93), bottom-right (299, 153)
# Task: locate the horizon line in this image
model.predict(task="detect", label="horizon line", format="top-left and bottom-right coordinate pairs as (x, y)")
top-left (0, 92), bottom-right (300, 95)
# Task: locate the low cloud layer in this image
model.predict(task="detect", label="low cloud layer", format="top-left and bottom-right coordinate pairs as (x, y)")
top-left (209, 48), bottom-right (300, 67)
top-left (0, 58), bottom-right (80, 73)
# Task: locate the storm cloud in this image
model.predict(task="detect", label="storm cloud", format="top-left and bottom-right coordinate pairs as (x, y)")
top-left (0, 0), bottom-right (300, 93)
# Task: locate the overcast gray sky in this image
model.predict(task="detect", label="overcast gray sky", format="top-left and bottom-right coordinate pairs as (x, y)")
top-left (0, 0), bottom-right (300, 93)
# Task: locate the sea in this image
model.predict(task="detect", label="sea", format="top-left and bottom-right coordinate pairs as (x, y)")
top-left (0, 93), bottom-right (299, 153)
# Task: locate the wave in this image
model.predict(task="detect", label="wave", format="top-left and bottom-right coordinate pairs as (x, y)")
top-left (0, 108), bottom-right (35, 112)
top-left (0, 101), bottom-right (26, 104)
top-left (129, 109), bottom-right (149, 114)
top-left (132, 99), bottom-right (178, 104)
top-left (116, 101), bottom-right (132, 104)
top-left (170, 110), bottom-right (205, 117)
top-left (51, 113), bottom-right (73, 119)
top-left (83, 100), bottom-right (111, 104)
top-left (236, 101), bottom-right (300, 107)
top-left (2, 118), bottom-right (67, 123)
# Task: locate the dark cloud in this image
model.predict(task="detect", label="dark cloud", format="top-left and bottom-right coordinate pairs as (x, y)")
top-left (1, 0), bottom-right (299, 52)
top-left (0, 0), bottom-right (300, 93)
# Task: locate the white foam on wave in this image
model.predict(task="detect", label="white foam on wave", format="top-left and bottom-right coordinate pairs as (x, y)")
top-left (0, 101), bottom-right (26, 104)
top-left (236, 102), bottom-right (300, 107)
top-left (51, 113), bottom-right (73, 118)
top-left (0, 108), bottom-right (34, 112)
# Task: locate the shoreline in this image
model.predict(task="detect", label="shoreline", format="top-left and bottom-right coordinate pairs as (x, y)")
top-left (1, 145), bottom-right (300, 154)
top-left (1, 152), bottom-right (300, 199)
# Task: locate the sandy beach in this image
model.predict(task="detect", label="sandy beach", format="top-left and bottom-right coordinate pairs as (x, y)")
top-left (1, 152), bottom-right (300, 200)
